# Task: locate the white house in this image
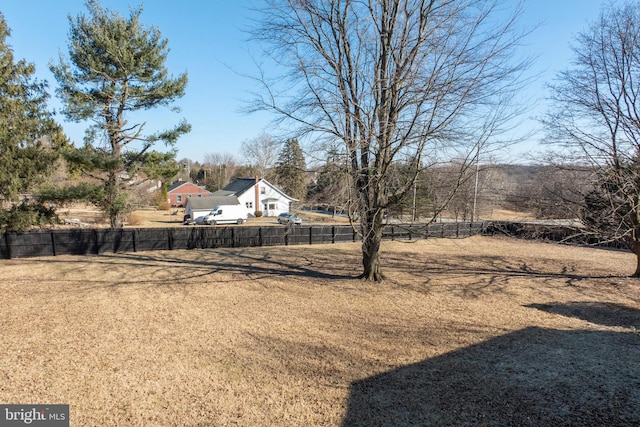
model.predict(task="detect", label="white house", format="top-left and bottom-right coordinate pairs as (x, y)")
top-left (184, 195), bottom-right (241, 221)
top-left (211, 177), bottom-right (297, 217)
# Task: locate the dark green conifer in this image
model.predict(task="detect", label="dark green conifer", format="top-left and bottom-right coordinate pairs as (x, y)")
top-left (50, 0), bottom-right (189, 227)
top-left (0, 13), bottom-right (66, 230)
top-left (275, 138), bottom-right (307, 201)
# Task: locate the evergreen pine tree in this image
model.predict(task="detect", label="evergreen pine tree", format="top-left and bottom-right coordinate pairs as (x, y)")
top-left (50, 0), bottom-right (190, 227)
top-left (275, 138), bottom-right (307, 201)
top-left (0, 13), bottom-right (66, 230)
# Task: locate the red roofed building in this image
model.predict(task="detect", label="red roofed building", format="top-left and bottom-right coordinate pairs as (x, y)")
top-left (167, 180), bottom-right (213, 207)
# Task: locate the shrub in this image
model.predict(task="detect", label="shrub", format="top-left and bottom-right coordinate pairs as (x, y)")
top-left (0, 202), bottom-right (59, 232)
top-left (254, 210), bottom-right (263, 217)
top-left (126, 211), bottom-right (145, 226)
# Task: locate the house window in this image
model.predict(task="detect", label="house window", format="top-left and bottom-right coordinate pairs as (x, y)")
top-left (176, 195), bottom-right (182, 203)
top-left (268, 203), bottom-right (276, 210)
top-left (197, 194), bottom-right (202, 197)
top-left (260, 186), bottom-right (266, 194)
top-left (246, 202), bottom-right (253, 209)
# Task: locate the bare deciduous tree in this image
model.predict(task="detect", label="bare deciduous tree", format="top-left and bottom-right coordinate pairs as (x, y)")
top-left (202, 152), bottom-right (238, 191)
top-left (251, 0), bottom-right (530, 280)
top-left (240, 132), bottom-right (279, 180)
top-left (308, 151), bottom-right (352, 215)
top-left (504, 165), bottom-right (591, 220)
top-left (544, 1), bottom-right (640, 276)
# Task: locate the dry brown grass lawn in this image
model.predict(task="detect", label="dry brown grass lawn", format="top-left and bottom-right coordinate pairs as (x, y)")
top-left (56, 203), bottom-right (530, 228)
top-left (56, 204), bottom-right (350, 228)
top-left (1, 236), bottom-right (639, 426)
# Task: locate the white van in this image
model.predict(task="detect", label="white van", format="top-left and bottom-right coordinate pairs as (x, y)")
top-left (202, 204), bottom-right (247, 225)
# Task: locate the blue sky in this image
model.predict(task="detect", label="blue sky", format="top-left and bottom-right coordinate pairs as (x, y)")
top-left (1, 0), bottom-right (607, 163)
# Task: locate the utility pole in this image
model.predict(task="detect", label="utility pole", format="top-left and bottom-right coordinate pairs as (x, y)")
top-left (412, 180), bottom-right (417, 222)
top-left (471, 148), bottom-right (480, 223)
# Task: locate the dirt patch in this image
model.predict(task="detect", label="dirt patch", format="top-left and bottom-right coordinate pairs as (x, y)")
top-left (0, 236), bottom-right (638, 425)
top-left (481, 208), bottom-right (537, 221)
top-left (56, 203), bottom-right (109, 227)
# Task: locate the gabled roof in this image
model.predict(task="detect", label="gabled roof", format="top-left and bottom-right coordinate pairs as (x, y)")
top-left (219, 178), bottom-right (298, 201)
top-left (220, 178), bottom-right (257, 195)
top-left (167, 180), bottom-right (208, 193)
top-left (185, 195), bottom-right (240, 210)
top-left (210, 190), bottom-right (236, 197)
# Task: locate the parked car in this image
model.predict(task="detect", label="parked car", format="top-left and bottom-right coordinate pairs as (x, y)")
top-left (194, 215), bottom-right (208, 225)
top-left (278, 212), bottom-right (302, 225)
top-left (277, 213), bottom-right (293, 224)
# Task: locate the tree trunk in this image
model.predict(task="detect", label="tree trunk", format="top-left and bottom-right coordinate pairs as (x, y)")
top-left (110, 211), bottom-right (123, 229)
top-left (631, 210), bottom-right (640, 277)
top-left (361, 232), bottom-right (385, 281)
top-left (632, 240), bottom-right (640, 278)
top-left (106, 169), bottom-right (123, 229)
top-left (359, 207), bottom-right (386, 282)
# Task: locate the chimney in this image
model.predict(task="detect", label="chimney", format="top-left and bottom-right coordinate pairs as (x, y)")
top-left (255, 176), bottom-right (260, 214)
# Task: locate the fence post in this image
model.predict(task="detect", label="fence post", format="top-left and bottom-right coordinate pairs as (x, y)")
top-left (259, 227), bottom-right (263, 247)
top-left (132, 229), bottom-right (137, 252)
top-left (5, 232), bottom-right (12, 259)
top-left (309, 226), bottom-right (313, 245)
top-left (168, 229), bottom-right (174, 250)
top-left (50, 231), bottom-right (57, 256)
top-left (332, 226), bottom-right (335, 244)
top-left (113, 228), bottom-right (121, 253)
top-left (93, 229), bottom-right (99, 254)
top-left (231, 228), bottom-right (235, 248)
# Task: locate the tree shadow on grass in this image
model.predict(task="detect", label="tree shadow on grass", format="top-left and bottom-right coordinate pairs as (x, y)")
top-left (119, 246), bottom-right (361, 281)
top-left (29, 246), bottom-right (359, 289)
top-left (381, 250), bottom-right (629, 298)
top-left (342, 326), bottom-right (640, 426)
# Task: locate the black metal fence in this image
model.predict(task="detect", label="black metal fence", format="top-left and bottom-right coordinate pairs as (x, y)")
top-left (0, 222), bottom-right (488, 259)
top-left (485, 221), bottom-right (631, 250)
